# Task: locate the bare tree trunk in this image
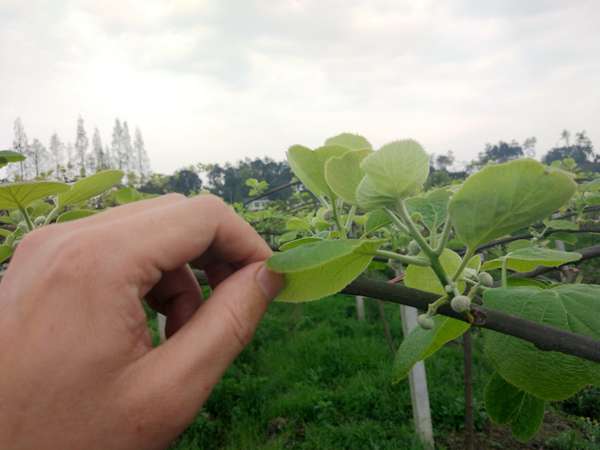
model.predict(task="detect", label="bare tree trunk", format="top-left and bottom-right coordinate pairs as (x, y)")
top-left (464, 330), bottom-right (474, 450)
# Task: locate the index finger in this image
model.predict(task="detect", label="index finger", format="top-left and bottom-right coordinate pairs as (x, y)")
top-left (108, 194), bottom-right (271, 277)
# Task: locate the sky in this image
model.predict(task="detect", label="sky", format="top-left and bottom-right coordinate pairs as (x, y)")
top-left (0, 0), bottom-right (599, 174)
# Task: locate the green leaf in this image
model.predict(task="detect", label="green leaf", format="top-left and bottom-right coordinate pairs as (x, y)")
top-left (0, 150), bottom-right (26, 169)
top-left (0, 244), bottom-right (12, 263)
top-left (285, 217), bottom-right (311, 232)
top-left (0, 228), bottom-right (11, 238)
top-left (287, 145), bottom-right (350, 198)
top-left (115, 187), bottom-right (142, 204)
top-left (58, 170), bottom-right (124, 207)
top-left (325, 149), bottom-right (372, 205)
top-left (483, 285), bottom-right (600, 400)
top-left (267, 239), bottom-right (382, 302)
top-left (324, 133), bottom-right (372, 150)
top-left (549, 231), bottom-right (578, 245)
top-left (357, 140), bottom-right (430, 210)
top-left (279, 237), bottom-right (322, 251)
top-left (365, 209), bottom-right (393, 234)
top-left (406, 189), bottom-right (452, 232)
top-left (392, 316), bottom-right (469, 383)
top-left (483, 247), bottom-right (581, 273)
top-left (448, 159), bottom-right (576, 249)
top-left (404, 249), bottom-right (464, 295)
top-left (510, 395), bottom-right (545, 442)
top-left (485, 373), bottom-right (545, 442)
top-left (56, 209), bottom-right (97, 223)
top-left (544, 219), bottom-right (578, 231)
top-left (0, 182), bottom-right (69, 210)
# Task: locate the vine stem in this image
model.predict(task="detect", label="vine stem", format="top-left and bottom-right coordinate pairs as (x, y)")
top-left (18, 206), bottom-right (34, 231)
top-left (501, 258), bottom-right (508, 288)
top-left (345, 205), bottom-right (356, 232)
top-left (394, 201), bottom-right (452, 288)
top-left (375, 249), bottom-right (430, 267)
top-left (434, 218), bottom-right (452, 255)
top-left (331, 198), bottom-right (346, 237)
top-left (452, 247), bottom-right (475, 283)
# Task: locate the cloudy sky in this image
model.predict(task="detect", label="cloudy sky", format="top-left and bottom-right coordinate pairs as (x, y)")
top-left (1, 0), bottom-right (599, 174)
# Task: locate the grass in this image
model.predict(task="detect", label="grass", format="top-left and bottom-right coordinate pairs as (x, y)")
top-left (143, 294), bottom-right (600, 449)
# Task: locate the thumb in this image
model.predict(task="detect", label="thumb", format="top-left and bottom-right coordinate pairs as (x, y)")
top-left (126, 262), bottom-right (283, 425)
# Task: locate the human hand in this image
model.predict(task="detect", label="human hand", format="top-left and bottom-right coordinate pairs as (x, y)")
top-left (0, 194), bottom-right (283, 450)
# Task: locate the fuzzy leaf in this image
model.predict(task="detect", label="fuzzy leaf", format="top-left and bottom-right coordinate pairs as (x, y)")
top-left (404, 249), bottom-right (465, 295)
top-left (267, 239), bottom-right (382, 302)
top-left (485, 373), bottom-right (545, 442)
top-left (357, 140), bottom-right (429, 210)
top-left (56, 209), bottom-right (97, 223)
top-left (325, 149), bottom-right (372, 205)
top-left (449, 159), bottom-right (576, 249)
top-left (0, 182), bottom-right (69, 210)
top-left (483, 285), bottom-right (600, 400)
top-left (324, 133), bottom-right (372, 150)
top-left (482, 247), bottom-right (581, 273)
top-left (287, 145), bottom-right (350, 198)
top-left (58, 170), bottom-right (124, 207)
top-left (393, 316), bottom-right (469, 382)
top-left (406, 189), bottom-right (452, 232)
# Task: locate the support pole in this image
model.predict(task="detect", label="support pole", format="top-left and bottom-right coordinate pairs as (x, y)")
top-left (400, 305), bottom-right (435, 449)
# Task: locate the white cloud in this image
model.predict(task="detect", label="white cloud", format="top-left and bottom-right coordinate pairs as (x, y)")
top-left (0, 0), bottom-right (598, 173)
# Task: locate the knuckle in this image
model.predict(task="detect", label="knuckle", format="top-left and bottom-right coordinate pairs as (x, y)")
top-left (198, 193), bottom-right (227, 212)
top-left (15, 227), bottom-right (53, 256)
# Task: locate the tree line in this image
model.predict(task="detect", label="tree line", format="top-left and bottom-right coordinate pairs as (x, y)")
top-left (6, 117), bottom-right (151, 184)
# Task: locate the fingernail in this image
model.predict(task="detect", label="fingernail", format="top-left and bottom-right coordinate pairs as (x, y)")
top-left (256, 263), bottom-right (284, 301)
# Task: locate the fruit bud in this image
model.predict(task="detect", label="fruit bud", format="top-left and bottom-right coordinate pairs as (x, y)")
top-left (478, 272), bottom-right (494, 287)
top-left (411, 212), bottom-right (423, 223)
top-left (417, 314), bottom-right (435, 330)
top-left (408, 240), bottom-right (420, 255)
top-left (451, 295), bottom-right (471, 313)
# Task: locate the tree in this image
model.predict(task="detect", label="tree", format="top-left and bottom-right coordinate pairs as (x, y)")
top-left (74, 116), bottom-right (89, 177)
top-left (120, 121), bottom-right (133, 174)
top-left (469, 140), bottom-right (524, 170)
top-left (92, 128), bottom-right (105, 170)
top-left (29, 139), bottom-right (49, 178)
top-left (542, 130), bottom-right (594, 166)
top-left (111, 119), bottom-right (123, 170)
top-left (167, 169), bottom-right (202, 195)
top-left (134, 127), bottom-right (151, 182)
top-left (49, 133), bottom-right (64, 179)
top-left (11, 118), bottom-right (28, 180)
top-left (65, 143), bottom-right (76, 180)
top-left (435, 151), bottom-right (455, 171)
top-left (522, 137), bottom-right (537, 158)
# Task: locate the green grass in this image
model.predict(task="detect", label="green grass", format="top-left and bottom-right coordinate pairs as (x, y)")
top-left (148, 294), bottom-right (599, 449)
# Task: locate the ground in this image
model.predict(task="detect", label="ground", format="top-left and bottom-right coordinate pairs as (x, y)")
top-left (145, 294), bottom-right (600, 450)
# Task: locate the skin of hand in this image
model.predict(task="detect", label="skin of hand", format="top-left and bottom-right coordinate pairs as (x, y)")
top-left (0, 193), bottom-right (283, 450)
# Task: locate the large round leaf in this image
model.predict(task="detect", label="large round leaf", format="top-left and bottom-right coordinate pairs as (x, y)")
top-left (393, 316), bottom-right (469, 382)
top-left (356, 140), bottom-right (429, 210)
top-left (448, 159), bottom-right (576, 249)
top-left (267, 239), bottom-right (382, 302)
top-left (0, 181), bottom-right (69, 210)
top-left (482, 247), bottom-right (581, 272)
top-left (324, 133), bottom-right (372, 150)
top-left (287, 145), bottom-right (350, 198)
top-left (404, 249), bottom-right (464, 295)
top-left (58, 170), bottom-right (124, 207)
top-left (324, 149), bottom-right (372, 205)
top-left (483, 285), bottom-right (600, 400)
top-left (484, 373), bottom-right (545, 442)
top-left (406, 188), bottom-right (452, 233)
